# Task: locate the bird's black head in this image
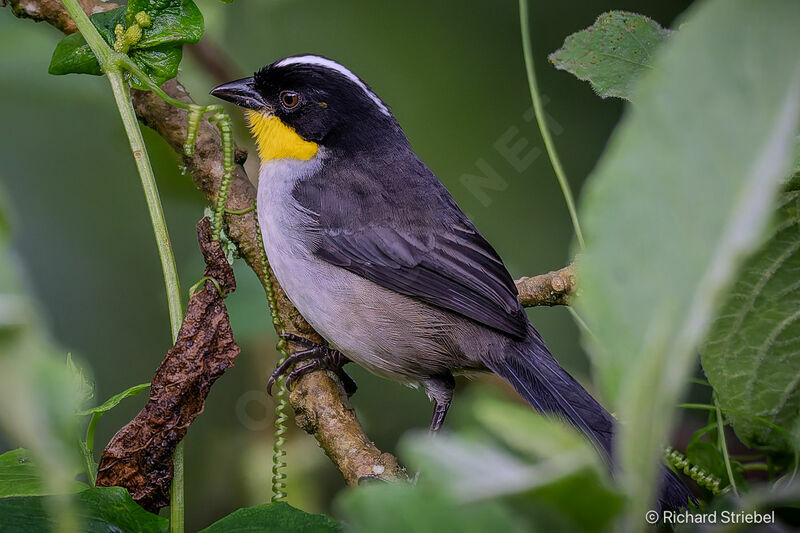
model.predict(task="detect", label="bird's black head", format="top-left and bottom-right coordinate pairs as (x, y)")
top-left (210, 55), bottom-right (406, 160)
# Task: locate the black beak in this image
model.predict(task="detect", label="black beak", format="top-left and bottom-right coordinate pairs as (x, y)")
top-left (209, 77), bottom-right (266, 110)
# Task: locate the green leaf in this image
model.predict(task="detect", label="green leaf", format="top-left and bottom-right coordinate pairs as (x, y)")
top-left (89, 7), bottom-right (128, 47)
top-left (48, 32), bottom-right (103, 76)
top-left (702, 191), bottom-right (800, 453)
top-left (336, 483), bottom-right (520, 533)
top-left (466, 399), bottom-right (625, 530)
top-left (66, 354), bottom-right (94, 411)
top-left (0, 188), bottom-right (87, 523)
top-left (129, 46), bottom-right (184, 89)
top-left (48, 7), bottom-right (125, 77)
top-left (78, 382), bottom-right (149, 479)
top-left (200, 502), bottom-right (339, 533)
top-left (402, 432), bottom-right (622, 532)
top-left (471, 396), bottom-right (600, 464)
top-left (549, 11), bottom-right (670, 100)
top-left (0, 339), bottom-right (86, 498)
top-left (0, 486), bottom-right (167, 533)
top-left (0, 449), bottom-right (86, 498)
top-left (48, 1), bottom-right (203, 89)
top-left (685, 440), bottom-right (747, 491)
top-left (785, 172), bottom-right (800, 192)
top-left (77, 383), bottom-right (149, 417)
top-left (686, 440), bottom-right (725, 480)
top-left (574, 0), bottom-right (800, 521)
top-left (127, 0), bottom-right (204, 48)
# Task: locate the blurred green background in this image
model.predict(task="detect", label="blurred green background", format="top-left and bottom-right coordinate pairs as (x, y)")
top-left (0, 0), bottom-right (693, 529)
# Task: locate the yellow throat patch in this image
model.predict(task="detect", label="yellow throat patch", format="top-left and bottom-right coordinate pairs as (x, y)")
top-left (246, 110), bottom-right (318, 162)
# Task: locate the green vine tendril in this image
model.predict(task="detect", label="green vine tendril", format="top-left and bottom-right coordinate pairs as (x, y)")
top-left (182, 104), bottom-right (233, 241)
top-left (208, 112), bottom-right (233, 241)
top-left (664, 447), bottom-right (722, 494)
top-left (180, 69), bottom-right (289, 503)
top-left (183, 107), bottom-right (204, 156)
top-left (254, 216), bottom-right (291, 501)
top-left (188, 276), bottom-right (223, 299)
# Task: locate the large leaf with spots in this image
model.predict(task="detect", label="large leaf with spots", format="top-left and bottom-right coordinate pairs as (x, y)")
top-left (574, 0), bottom-right (800, 520)
top-left (549, 11), bottom-right (670, 100)
top-left (702, 190), bottom-right (800, 453)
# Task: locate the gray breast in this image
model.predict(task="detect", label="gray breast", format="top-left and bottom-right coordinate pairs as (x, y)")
top-left (256, 158), bottom-right (491, 383)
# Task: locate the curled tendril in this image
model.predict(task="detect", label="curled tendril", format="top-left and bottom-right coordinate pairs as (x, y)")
top-left (255, 214), bottom-right (291, 501)
top-left (178, 90), bottom-right (290, 501)
top-left (182, 105), bottom-right (233, 242)
top-left (183, 106), bottom-right (204, 157)
top-left (208, 110), bottom-right (234, 241)
top-left (664, 447), bottom-right (722, 494)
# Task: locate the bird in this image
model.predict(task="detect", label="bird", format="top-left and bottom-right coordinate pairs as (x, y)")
top-left (210, 54), bottom-right (695, 511)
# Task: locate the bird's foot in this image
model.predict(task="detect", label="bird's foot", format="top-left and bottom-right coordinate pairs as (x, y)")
top-left (267, 334), bottom-right (357, 396)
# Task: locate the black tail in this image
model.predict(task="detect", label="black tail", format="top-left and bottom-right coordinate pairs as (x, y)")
top-left (482, 329), bottom-right (695, 513)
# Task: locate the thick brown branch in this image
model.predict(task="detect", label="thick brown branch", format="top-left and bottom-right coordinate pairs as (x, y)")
top-left (3, 0), bottom-right (117, 33)
top-left (6, 0), bottom-right (575, 488)
top-left (290, 372), bottom-right (407, 484)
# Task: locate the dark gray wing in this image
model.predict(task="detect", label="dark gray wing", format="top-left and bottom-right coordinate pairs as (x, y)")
top-left (294, 155), bottom-right (528, 339)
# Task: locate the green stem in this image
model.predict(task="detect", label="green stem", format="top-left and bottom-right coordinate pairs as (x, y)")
top-left (690, 422), bottom-right (719, 443)
top-left (714, 396), bottom-right (738, 495)
top-left (118, 54), bottom-right (198, 110)
top-left (679, 403), bottom-right (789, 436)
top-left (108, 66), bottom-right (187, 533)
top-left (518, 0), bottom-right (585, 249)
top-left (740, 463), bottom-right (768, 471)
top-left (107, 71), bottom-right (188, 533)
top-left (253, 217), bottom-right (290, 501)
top-left (58, 0), bottom-right (111, 67)
top-left (106, 71), bottom-right (184, 336)
top-left (566, 306), bottom-right (594, 339)
top-left (171, 443), bottom-right (185, 528)
top-left (58, 1), bottom-right (185, 530)
top-left (85, 413), bottom-right (100, 456)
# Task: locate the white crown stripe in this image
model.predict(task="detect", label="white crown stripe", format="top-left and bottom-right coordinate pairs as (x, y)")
top-left (275, 55), bottom-right (391, 116)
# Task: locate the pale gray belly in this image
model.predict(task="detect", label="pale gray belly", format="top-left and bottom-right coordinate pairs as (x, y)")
top-left (258, 220), bottom-right (484, 381)
top-left (266, 241), bottom-right (470, 382)
top-left (256, 160), bottom-right (492, 382)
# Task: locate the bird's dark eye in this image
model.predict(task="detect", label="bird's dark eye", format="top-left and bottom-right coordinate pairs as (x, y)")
top-left (280, 91), bottom-right (300, 109)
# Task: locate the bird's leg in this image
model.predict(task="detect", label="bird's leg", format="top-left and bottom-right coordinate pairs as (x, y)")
top-left (267, 334), bottom-right (357, 396)
top-left (422, 372), bottom-right (455, 433)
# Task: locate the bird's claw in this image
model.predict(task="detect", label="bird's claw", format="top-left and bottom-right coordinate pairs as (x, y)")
top-left (267, 335), bottom-right (357, 396)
